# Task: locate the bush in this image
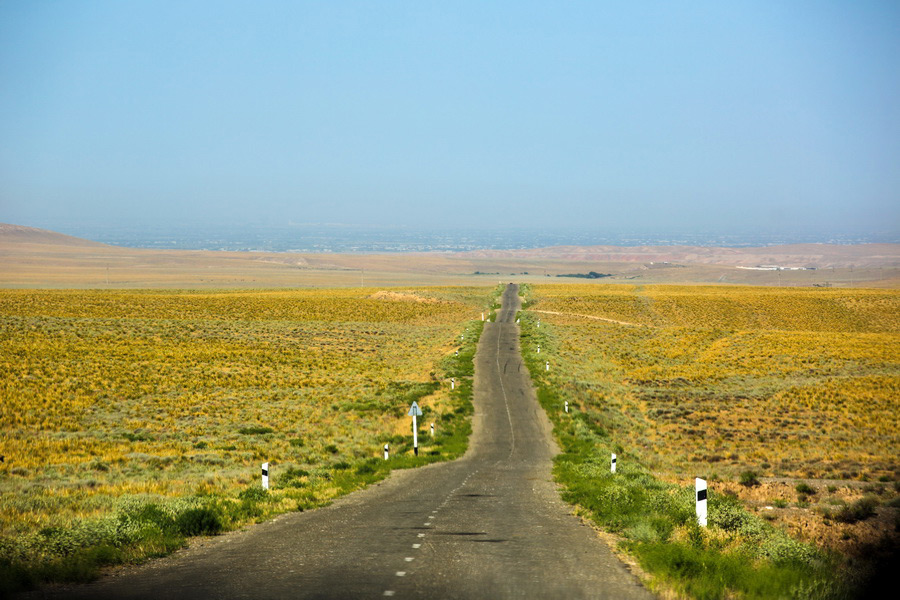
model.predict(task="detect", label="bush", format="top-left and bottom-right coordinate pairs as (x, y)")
top-left (832, 496), bottom-right (878, 523)
top-left (795, 482), bottom-right (816, 495)
top-left (175, 507), bottom-right (223, 536)
top-left (238, 486), bottom-right (268, 502)
top-left (739, 470), bottom-right (760, 487)
top-left (758, 534), bottom-right (817, 565)
top-left (355, 463), bottom-right (376, 475)
top-left (126, 503), bottom-right (175, 532)
top-left (238, 426), bottom-right (274, 435)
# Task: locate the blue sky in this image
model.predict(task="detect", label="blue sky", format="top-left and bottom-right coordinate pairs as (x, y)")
top-left (1, 1), bottom-right (897, 236)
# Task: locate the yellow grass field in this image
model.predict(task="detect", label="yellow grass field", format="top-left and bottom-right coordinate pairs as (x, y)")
top-left (0, 287), bottom-right (490, 565)
top-left (527, 284), bottom-right (899, 481)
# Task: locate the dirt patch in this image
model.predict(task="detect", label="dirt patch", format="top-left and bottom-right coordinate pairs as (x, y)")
top-left (717, 479), bottom-right (899, 557)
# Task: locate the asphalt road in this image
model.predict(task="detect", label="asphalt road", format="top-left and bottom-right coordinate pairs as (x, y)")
top-left (32, 284), bottom-right (653, 599)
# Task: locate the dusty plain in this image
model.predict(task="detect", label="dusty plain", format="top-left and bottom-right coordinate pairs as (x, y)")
top-left (2, 223), bottom-right (898, 289)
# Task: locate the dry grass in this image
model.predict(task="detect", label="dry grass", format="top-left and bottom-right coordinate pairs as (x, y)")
top-left (527, 283), bottom-right (899, 561)
top-left (0, 287), bottom-right (488, 539)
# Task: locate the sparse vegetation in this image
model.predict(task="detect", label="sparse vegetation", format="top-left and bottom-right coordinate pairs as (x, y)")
top-left (0, 287), bottom-right (493, 593)
top-left (740, 471), bottom-right (761, 487)
top-left (520, 283), bottom-right (899, 598)
top-left (831, 497), bottom-right (879, 524)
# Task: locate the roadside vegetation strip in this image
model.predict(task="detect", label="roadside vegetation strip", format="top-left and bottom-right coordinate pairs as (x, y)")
top-left (517, 284), bottom-right (900, 599)
top-left (0, 287), bottom-right (492, 595)
top-left (518, 314), bottom-right (846, 599)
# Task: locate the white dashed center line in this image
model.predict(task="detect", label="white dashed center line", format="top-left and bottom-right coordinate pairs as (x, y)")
top-left (405, 557), bottom-right (414, 562)
top-left (412, 543), bottom-right (421, 549)
top-left (396, 571), bottom-right (406, 577)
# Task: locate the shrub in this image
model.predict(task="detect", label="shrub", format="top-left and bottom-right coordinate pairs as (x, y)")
top-left (739, 471), bottom-right (760, 487)
top-left (126, 503), bottom-right (175, 532)
top-left (758, 534), bottom-right (817, 565)
top-left (355, 463), bottom-right (376, 475)
top-left (281, 466), bottom-right (309, 480)
top-left (832, 496), bottom-right (878, 523)
top-left (795, 482), bottom-right (816, 495)
top-left (238, 426), bottom-right (274, 435)
top-left (238, 486), bottom-right (268, 502)
top-left (174, 507), bottom-right (223, 536)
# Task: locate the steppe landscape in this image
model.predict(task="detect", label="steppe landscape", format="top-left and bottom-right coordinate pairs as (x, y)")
top-left (2, 223), bottom-right (898, 289)
top-left (1, 225), bottom-right (897, 599)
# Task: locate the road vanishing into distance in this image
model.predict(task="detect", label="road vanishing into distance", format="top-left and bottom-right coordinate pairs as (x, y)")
top-left (37, 284), bottom-right (652, 599)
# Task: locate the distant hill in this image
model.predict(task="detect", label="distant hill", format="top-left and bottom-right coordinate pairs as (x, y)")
top-left (0, 223), bottom-right (896, 288)
top-left (460, 243), bottom-right (900, 269)
top-left (0, 223), bottom-right (109, 248)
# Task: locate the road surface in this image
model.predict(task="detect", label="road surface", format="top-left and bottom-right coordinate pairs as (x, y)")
top-left (33, 284), bottom-right (652, 599)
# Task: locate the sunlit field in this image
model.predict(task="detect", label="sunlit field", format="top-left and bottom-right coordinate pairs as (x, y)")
top-left (0, 287), bottom-right (492, 590)
top-left (529, 284), bottom-right (898, 482)
top-left (521, 283), bottom-right (899, 598)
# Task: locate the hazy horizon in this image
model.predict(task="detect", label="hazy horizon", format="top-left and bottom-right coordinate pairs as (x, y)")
top-left (2, 2), bottom-right (898, 237)
top-left (8, 220), bottom-right (895, 254)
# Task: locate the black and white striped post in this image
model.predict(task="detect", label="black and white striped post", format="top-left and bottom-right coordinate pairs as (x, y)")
top-left (455, 349), bottom-right (459, 357)
top-left (261, 462), bottom-right (269, 490)
top-left (611, 453), bottom-right (617, 474)
top-left (409, 401), bottom-right (423, 456)
top-left (383, 443), bottom-right (389, 460)
top-left (696, 478), bottom-right (708, 527)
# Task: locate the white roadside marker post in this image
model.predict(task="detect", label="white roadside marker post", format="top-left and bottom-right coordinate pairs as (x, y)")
top-left (430, 423), bottom-right (434, 437)
top-left (409, 401), bottom-right (423, 456)
top-left (545, 360), bottom-right (549, 371)
top-left (611, 453), bottom-right (617, 474)
top-left (455, 349), bottom-right (459, 357)
top-left (696, 478), bottom-right (708, 527)
top-left (564, 401), bottom-right (568, 413)
top-left (451, 377), bottom-right (455, 390)
top-left (537, 320), bottom-right (540, 328)
top-left (384, 443), bottom-right (389, 460)
top-left (537, 345), bottom-right (540, 353)
top-left (481, 312), bottom-right (484, 321)
top-left (261, 462), bottom-right (269, 490)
